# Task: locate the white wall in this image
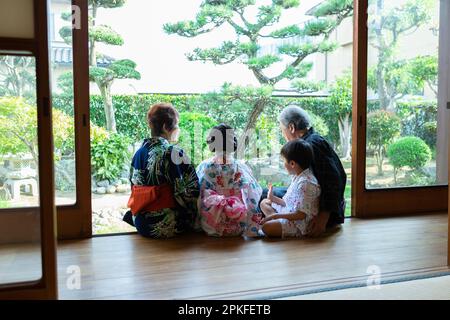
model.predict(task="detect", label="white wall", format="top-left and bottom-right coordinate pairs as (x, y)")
top-left (0, 0), bottom-right (34, 39)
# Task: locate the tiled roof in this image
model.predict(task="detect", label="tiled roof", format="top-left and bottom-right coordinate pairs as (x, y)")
top-left (51, 45), bottom-right (115, 67)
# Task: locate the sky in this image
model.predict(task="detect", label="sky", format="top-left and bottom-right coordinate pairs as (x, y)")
top-left (93, 0), bottom-right (324, 94)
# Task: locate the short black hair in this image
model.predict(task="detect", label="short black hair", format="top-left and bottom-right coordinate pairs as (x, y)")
top-left (147, 103), bottom-right (179, 136)
top-left (280, 139), bottom-right (314, 170)
top-left (206, 123), bottom-right (238, 153)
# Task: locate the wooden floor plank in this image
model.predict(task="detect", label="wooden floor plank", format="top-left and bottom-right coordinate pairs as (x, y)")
top-left (54, 214), bottom-right (448, 300)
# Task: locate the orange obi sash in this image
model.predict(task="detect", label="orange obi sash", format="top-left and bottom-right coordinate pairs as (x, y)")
top-left (127, 184), bottom-right (176, 216)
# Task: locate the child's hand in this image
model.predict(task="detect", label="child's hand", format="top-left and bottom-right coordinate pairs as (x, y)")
top-left (267, 183), bottom-right (274, 201)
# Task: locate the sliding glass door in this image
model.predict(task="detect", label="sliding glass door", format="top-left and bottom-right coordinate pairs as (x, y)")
top-left (352, 0), bottom-right (448, 217)
top-left (0, 0), bottom-right (58, 299)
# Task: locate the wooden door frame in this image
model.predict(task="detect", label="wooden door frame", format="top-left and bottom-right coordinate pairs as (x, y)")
top-left (55, 0), bottom-right (92, 240)
top-left (352, 0), bottom-right (448, 218)
top-left (0, 0), bottom-right (58, 299)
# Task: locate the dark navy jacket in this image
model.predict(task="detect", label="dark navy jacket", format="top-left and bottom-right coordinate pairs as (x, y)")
top-left (302, 128), bottom-right (347, 226)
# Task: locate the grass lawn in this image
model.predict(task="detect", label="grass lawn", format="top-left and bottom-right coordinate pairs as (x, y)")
top-left (342, 159), bottom-right (352, 218)
top-left (0, 201), bottom-right (9, 209)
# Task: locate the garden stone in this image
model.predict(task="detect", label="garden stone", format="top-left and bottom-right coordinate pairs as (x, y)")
top-left (106, 186), bottom-right (117, 194)
top-left (97, 180), bottom-right (110, 188)
top-left (120, 178), bottom-right (129, 185)
top-left (116, 184), bottom-right (130, 193)
top-left (96, 187), bottom-right (107, 194)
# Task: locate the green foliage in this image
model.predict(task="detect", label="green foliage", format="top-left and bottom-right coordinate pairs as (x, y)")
top-left (309, 113), bottom-right (329, 138)
top-left (396, 99), bottom-right (437, 148)
top-left (303, 19), bottom-right (337, 36)
top-left (291, 79), bottom-right (325, 93)
top-left (328, 73), bottom-right (353, 157)
top-left (90, 59), bottom-right (141, 85)
top-left (90, 25), bottom-right (124, 46)
top-left (387, 136), bottom-right (431, 181)
top-left (367, 110), bottom-right (402, 175)
top-left (0, 97), bottom-right (73, 163)
top-left (408, 55), bottom-right (438, 94)
top-left (311, 0), bottom-right (353, 17)
top-left (367, 0), bottom-right (435, 110)
top-left (247, 55), bottom-right (282, 70)
top-left (329, 73), bottom-right (352, 118)
top-left (269, 24), bottom-right (302, 38)
top-left (0, 200), bottom-right (11, 209)
top-left (88, 0), bottom-right (126, 9)
top-left (187, 41), bottom-right (242, 64)
top-left (57, 72), bottom-right (74, 98)
top-left (0, 97), bottom-right (35, 155)
top-left (277, 41), bottom-right (337, 58)
top-left (367, 58), bottom-right (429, 102)
top-left (91, 132), bottom-right (132, 182)
top-left (381, 0), bottom-right (433, 35)
top-left (0, 56), bottom-right (36, 100)
top-left (52, 93), bottom-right (339, 154)
top-left (368, 110), bottom-right (401, 149)
top-left (178, 112), bottom-right (218, 166)
top-left (53, 94), bottom-right (196, 142)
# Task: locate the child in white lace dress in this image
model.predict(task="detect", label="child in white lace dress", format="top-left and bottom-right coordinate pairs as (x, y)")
top-left (260, 139), bottom-right (321, 238)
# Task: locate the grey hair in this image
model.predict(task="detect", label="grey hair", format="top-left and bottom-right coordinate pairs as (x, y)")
top-left (278, 105), bottom-right (311, 131)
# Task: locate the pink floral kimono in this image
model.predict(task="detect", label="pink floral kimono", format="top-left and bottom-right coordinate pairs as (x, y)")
top-left (196, 156), bottom-right (263, 237)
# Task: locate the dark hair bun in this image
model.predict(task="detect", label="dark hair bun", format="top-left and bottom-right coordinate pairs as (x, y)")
top-left (207, 123), bottom-right (238, 153)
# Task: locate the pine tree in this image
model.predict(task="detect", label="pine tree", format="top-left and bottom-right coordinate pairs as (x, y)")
top-left (164, 0), bottom-right (353, 150)
top-left (59, 0), bottom-right (141, 132)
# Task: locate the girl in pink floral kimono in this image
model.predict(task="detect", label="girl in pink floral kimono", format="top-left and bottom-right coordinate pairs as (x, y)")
top-left (196, 124), bottom-right (263, 238)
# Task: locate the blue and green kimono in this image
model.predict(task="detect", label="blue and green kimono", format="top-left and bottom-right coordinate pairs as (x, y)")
top-left (125, 137), bottom-right (200, 238)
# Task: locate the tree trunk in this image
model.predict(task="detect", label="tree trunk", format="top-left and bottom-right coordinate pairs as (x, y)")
top-left (374, 0), bottom-right (390, 110)
top-left (237, 99), bottom-right (268, 158)
top-left (90, 39), bottom-right (97, 67)
top-left (98, 81), bottom-right (117, 133)
top-left (376, 146), bottom-right (384, 176)
top-left (338, 113), bottom-right (352, 160)
top-left (89, 5), bottom-right (97, 67)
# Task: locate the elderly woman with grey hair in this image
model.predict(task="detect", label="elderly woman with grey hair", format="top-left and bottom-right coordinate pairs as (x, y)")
top-left (261, 105), bottom-right (347, 237)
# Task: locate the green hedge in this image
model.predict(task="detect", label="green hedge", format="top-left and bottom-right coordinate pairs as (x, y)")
top-left (53, 94), bottom-right (439, 163)
top-left (53, 94), bottom-right (200, 142)
top-left (53, 94), bottom-right (338, 145)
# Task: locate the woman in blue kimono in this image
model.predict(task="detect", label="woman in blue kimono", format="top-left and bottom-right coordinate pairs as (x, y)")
top-left (123, 103), bottom-right (200, 238)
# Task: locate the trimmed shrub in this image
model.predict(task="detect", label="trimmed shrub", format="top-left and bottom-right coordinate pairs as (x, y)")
top-left (387, 136), bottom-right (432, 182)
